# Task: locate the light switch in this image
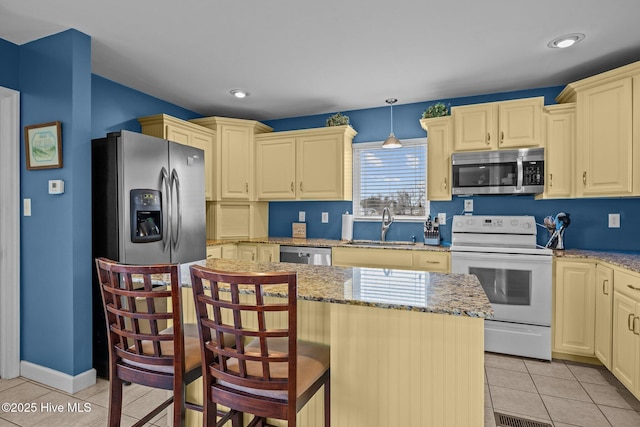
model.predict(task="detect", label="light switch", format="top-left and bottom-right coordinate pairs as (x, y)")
top-left (299, 211), bottom-right (306, 222)
top-left (24, 198), bottom-right (31, 216)
top-left (321, 212), bottom-right (329, 223)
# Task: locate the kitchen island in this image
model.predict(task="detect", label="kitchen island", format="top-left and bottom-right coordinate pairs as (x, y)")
top-left (178, 259), bottom-right (493, 427)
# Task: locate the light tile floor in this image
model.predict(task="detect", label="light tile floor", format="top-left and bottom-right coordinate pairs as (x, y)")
top-left (484, 353), bottom-right (640, 427)
top-left (1, 353), bottom-right (639, 426)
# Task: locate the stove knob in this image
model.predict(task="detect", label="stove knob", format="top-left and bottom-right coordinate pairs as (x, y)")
top-left (523, 222), bottom-right (531, 229)
top-left (455, 220), bottom-right (463, 228)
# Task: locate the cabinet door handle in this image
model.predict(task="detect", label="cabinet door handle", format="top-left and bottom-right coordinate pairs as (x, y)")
top-left (443, 177), bottom-right (447, 190)
top-left (549, 174), bottom-right (553, 187)
top-left (603, 279), bottom-right (609, 295)
top-left (486, 133), bottom-right (491, 145)
top-left (627, 284), bottom-right (640, 291)
top-left (583, 171), bottom-right (587, 185)
top-left (291, 182), bottom-right (294, 192)
top-left (634, 316), bottom-right (640, 335)
top-left (245, 182), bottom-right (249, 193)
top-left (300, 182), bottom-right (304, 192)
top-left (629, 313), bottom-right (634, 331)
top-left (424, 260), bottom-right (440, 264)
top-left (500, 131), bottom-right (504, 145)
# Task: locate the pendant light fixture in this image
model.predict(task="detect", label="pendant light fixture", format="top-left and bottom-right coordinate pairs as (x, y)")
top-left (382, 98), bottom-right (401, 148)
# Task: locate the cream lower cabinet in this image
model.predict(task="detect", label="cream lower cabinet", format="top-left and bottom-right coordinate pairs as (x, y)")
top-left (452, 97), bottom-right (543, 151)
top-left (540, 103), bottom-right (575, 199)
top-left (256, 125), bottom-right (357, 201)
top-left (594, 264), bottom-right (614, 369)
top-left (237, 243), bottom-right (280, 263)
top-left (206, 244), bottom-right (238, 260)
top-left (420, 116), bottom-right (452, 201)
top-left (138, 114), bottom-right (215, 201)
top-left (612, 269), bottom-right (640, 399)
top-left (332, 247), bottom-right (450, 273)
top-left (553, 259), bottom-right (596, 356)
top-left (189, 116), bottom-right (273, 201)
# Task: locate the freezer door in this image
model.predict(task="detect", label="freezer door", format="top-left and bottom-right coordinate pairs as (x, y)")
top-left (168, 141), bottom-right (206, 263)
top-left (119, 131), bottom-right (171, 264)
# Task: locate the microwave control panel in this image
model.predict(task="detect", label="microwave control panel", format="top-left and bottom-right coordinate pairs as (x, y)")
top-left (523, 161), bottom-right (544, 185)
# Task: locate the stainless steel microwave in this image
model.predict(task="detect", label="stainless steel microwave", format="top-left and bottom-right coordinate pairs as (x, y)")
top-left (451, 148), bottom-right (544, 195)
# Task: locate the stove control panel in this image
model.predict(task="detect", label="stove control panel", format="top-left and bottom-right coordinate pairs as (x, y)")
top-left (452, 215), bottom-right (537, 235)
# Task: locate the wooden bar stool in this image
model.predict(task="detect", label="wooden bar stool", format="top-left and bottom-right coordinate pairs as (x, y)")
top-left (189, 265), bottom-right (331, 427)
top-left (95, 258), bottom-right (205, 427)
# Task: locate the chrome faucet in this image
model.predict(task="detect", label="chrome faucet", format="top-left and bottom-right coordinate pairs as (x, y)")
top-left (381, 207), bottom-right (394, 241)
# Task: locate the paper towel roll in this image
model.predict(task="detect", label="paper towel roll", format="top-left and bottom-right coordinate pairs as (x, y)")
top-left (341, 213), bottom-right (354, 241)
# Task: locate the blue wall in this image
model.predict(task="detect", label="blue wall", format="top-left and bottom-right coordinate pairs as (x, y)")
top-left (265, 88), bottom-right (640, 252)
top-left (92, 75), bottom-right (200, 138)
top-left (19, 30), bottom-right (93, 376)
top-left (0, 38), bottom-right (19, 90)
top-left (1, 30), bottom-right (203, 378)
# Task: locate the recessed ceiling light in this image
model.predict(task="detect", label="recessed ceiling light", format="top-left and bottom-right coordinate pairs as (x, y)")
top-left (547, 33), bottom-right (585, 49)
top-left (230, 89), bottom-right (250, 98)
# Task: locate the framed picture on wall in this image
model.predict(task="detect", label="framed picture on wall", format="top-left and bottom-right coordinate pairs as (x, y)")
top-left (24, 121), bottom-right (63, 170)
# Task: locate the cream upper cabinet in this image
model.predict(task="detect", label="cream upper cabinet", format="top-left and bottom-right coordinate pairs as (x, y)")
top-left (420, 116), bottom-right (452, 201)
top-left (452, 97), bottom-right (543, 152)
top-left (594, 264), bottom-right (614, 369)
top-left (553, 259), bottom-right (596, 356)
top-left (205, 202), bottom-right (269, 240)
top-left (611, 269), bottom-right (640, 398)
top-left (138, 114), bottom-right (215, 201)
top-left (556, 61), bottom-right (640, 198)
top-left (540, 104), bottom-right (575, 199)
top-left (190, 116), bottom-right (273, 201)
top-left (255, 125), bottom-right (357, 201)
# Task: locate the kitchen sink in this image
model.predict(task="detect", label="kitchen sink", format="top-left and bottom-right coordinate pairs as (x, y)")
top-left (345, 240), bottom-right (418, 248)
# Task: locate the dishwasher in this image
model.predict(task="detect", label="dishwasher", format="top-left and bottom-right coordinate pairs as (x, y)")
top-left (279, 245), bottom-right (332, 265)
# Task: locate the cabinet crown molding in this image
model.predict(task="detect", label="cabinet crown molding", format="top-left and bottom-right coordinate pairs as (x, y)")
top-left (556, 61), bottom-right (640, 103)
top-left (255, 124), bottom-right (357, 140)
top-left (189, 116), bottom-right (273, 134)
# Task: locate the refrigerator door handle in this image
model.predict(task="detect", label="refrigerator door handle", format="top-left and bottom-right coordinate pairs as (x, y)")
top-left (161, 167), bottom-right (171, 252)
top-left (170, 168), bottom-right (182, 251)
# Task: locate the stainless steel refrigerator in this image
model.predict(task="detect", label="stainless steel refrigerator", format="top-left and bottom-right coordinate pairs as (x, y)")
top-left (91, 130), bottom-right (206, 377)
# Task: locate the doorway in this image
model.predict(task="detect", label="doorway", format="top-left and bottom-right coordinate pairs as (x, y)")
top-left (0, 87), bottom-right (20, 378)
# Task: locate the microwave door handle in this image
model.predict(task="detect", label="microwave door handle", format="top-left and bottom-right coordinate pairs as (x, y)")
top-left (516, 158), bottom-right (523, 191)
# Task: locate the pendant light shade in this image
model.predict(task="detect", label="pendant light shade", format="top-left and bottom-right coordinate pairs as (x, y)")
top-left (382, 98), bottom-right (402, 148)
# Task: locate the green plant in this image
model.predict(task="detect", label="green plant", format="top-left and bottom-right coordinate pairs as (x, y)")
top-left (325, 112), bottom-right (350, 126)
top-left (421, 102), bottom-right (450, 119)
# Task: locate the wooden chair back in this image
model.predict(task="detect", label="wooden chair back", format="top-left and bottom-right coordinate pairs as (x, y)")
top-left (189, 266), bottom-right (301, 423)
top-left (95, 257), bottom-right (199, 427)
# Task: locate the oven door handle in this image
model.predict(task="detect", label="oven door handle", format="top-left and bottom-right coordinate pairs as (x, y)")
top-left (516, 157), bottom-right (523, 191)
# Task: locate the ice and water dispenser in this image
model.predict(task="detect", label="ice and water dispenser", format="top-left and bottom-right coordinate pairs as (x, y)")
top-left (130, 189), bottom-right (162, 242)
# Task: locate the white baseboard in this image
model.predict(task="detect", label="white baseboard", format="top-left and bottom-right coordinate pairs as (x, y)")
top-left (20, 361), bottom-right (96, 394)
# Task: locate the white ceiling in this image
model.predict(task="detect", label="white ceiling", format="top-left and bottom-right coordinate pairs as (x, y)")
top-left (1, 0), bottom-right (640, 121)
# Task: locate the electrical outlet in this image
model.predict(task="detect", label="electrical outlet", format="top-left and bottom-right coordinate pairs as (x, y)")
top-left (299, 211), bottom-right (306, 222)
top-left (608, 213), bottom-right (620, 228)
top-left (321, 212), bottom-right (329, 223)
top-left (464, 199), bottom-right (473, 212)
top-left (438, 213), bottom-right (447, 225)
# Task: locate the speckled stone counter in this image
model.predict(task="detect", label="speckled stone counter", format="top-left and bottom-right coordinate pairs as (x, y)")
top-left (179, 258), bottom-right (493, 318)
top-left (206, 237), bottom-right (450, 252)
top-left (555, 249), bottom-right (640, 274)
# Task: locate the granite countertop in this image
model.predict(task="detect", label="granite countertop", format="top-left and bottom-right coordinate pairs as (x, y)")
top-left (207, 237), bottom-right (450, 252)
top-left (178, 258), bottom-right (493, 319)
top-left (554, 249), bottom-right (640, 274)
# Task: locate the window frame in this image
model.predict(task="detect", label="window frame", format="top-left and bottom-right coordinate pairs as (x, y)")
top-left (352, 137), bottom-right (429, 222)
